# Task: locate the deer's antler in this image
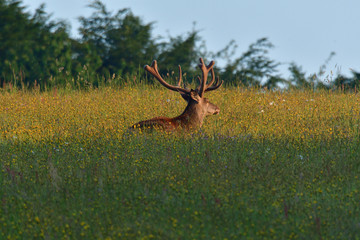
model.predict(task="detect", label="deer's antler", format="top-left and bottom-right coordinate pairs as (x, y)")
top-left (144, 60), bottom-right (190, 94)
top-left (197, 58), bottom-right (223, 96)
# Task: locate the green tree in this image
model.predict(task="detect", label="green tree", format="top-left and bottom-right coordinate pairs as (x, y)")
top-left (77, 0), bottom-right (157, 77)
top-left (156, 30), bottom-right (202, 77)
top-left (333, 70), bottom-right (360, 90)
top-left (0, 0), bottom-right (72, 89)
top-left (220, 38), bottom-right (280, 87)
top-left (288, 63), bottom-right (310, 89)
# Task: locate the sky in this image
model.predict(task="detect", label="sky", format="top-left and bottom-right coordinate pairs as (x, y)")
top-left (21, 0), bottom-right (360, 79)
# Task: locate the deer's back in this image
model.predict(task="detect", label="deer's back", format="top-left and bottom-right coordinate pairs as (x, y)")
top-left (129, 117), bottom-right (179, 131)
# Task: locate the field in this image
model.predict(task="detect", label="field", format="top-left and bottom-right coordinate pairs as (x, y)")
top-left (1, 86), bottom-right (360, 239)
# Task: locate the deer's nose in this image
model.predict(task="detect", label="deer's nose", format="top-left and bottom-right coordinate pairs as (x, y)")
top-left (214, 108), bottom-right (220, 115)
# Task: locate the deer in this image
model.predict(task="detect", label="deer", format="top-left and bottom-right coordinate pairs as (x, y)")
top-left (129, 58), bottom-right (223, 132)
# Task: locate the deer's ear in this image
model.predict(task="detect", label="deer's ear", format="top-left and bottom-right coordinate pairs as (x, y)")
top-left (190, 90), bottom-right (201, 102)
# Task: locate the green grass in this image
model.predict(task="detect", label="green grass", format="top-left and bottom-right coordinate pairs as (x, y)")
top-left (1, 87), bottom-right (360, 239)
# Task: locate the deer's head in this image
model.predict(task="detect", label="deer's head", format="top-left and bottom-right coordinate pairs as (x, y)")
top-left (144, 58), bottom-right (223, 127)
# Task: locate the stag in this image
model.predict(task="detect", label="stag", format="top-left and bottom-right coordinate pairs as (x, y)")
top-left (130, 58), bottom-right (223, 132)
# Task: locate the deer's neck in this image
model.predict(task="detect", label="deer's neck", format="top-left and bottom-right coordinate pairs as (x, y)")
top-left (172, 102), bottom-right (205, 129)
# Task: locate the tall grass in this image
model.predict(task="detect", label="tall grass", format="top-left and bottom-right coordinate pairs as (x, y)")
top-left (1, 86), bottom-right (360, 239)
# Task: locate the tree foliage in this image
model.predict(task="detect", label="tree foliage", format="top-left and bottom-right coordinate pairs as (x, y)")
top-left (77, 1), bottom-right (157, 76)
top-left (0, 0), bottom-right (72, 88)
top-left (0, 0), bottom-right (357, 90)
top-left (333, 71), bottom-right (360, 90)
top-left (220, 38), bottom-right (282, 87)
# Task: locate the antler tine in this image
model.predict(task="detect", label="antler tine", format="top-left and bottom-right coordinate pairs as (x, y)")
top-left (206, 68), bottom-right (216, 88)
top-left (177, 65), bottom-right (182, 87)
top-left (205, 76), bottom-right (224, 92)
top-left (144, 60), bottom-right (190, 94)
top-left (197, 58), bottom-right (215, 97)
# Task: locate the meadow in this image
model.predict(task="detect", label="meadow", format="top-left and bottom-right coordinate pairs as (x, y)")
top-left (1, 85), bottom-right (360, 239)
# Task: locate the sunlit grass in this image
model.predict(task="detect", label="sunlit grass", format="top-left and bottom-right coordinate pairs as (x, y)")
top-left (2, 86), bottom-right (360, 142)
top-left (1, 86), bottom-right (360, 239)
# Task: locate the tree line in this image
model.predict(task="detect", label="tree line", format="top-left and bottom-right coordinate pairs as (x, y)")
top-left (0, 0), bottom-right (358, 90)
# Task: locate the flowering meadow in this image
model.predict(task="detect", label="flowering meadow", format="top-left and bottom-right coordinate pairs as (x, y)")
top-left (1, 86), bottom-right (360, 239)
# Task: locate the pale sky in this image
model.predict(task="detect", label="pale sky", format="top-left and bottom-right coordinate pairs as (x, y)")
top-left (22, 0), bottom-right (360, 78)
